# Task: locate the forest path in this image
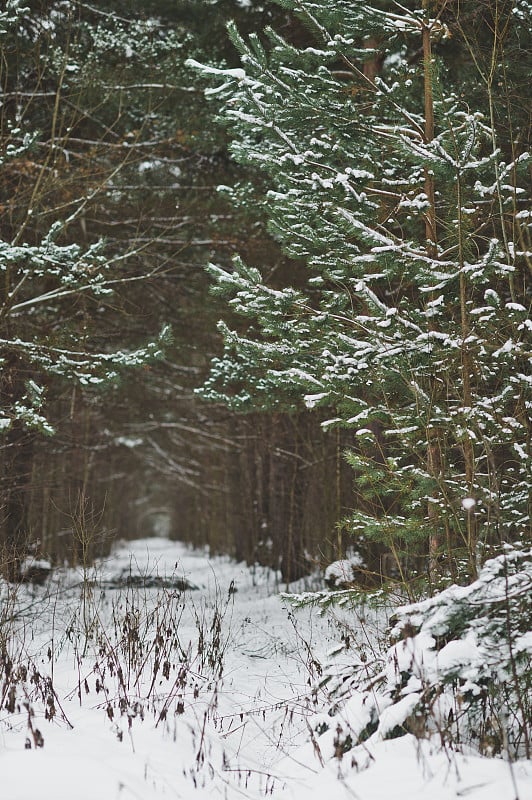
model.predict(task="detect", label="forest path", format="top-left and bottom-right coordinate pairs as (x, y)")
top-left (1, 537), bottom-right (530, 800)
top-left (1, 537), bottom-right (336, 799)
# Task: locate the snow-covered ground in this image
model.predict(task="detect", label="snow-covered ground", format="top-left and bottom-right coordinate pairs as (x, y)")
top-left (1, 537), bottom-right (530, 799)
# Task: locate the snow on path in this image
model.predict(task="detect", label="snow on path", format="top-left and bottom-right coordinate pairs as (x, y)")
top-left (0, 537), bottom-right (530, 800)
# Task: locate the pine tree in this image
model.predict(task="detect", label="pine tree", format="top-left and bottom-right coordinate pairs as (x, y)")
top-left (190, 0), bottom-right (532, 582)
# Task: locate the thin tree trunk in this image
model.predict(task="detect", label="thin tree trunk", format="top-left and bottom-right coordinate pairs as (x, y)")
top-left (422, 1), bottom-right (443, 580)
top-left (422, 4), bottom-right (437, 255)
top-left (457, 173), bottom-right (478, 578)
top-left (363, 37), bottom-right (383, 84)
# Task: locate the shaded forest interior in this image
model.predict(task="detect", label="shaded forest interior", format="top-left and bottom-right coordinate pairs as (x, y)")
top-left (0, 1), bottom-right (356, 583)
top-left (1, 0), bottom-right (530, 586)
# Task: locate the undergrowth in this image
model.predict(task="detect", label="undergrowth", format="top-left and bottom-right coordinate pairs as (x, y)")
top-left (0, 561), bottom-right (234, 762)
top-left (286, 543), bottom-right (532, 767)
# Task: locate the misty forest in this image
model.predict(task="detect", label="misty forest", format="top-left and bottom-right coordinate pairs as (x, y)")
top-left (0, 2), bottom-right (531, 799)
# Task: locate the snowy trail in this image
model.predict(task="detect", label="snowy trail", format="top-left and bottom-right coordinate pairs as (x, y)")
top-left (0, 538), bottom-right (331, 799)
top-left (1, 537), bottom-right (531, 800)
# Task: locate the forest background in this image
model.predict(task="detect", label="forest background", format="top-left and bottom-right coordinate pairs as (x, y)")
top-left (0, 0), bottom-right (530, 593)
top-left (1, 0), bottom-right (344, 583)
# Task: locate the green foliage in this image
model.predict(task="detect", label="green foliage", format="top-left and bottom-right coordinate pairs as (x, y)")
top-left (191, 0), bottom-right (532, 576)
top-left (0, 1), bottom-right (28, 35)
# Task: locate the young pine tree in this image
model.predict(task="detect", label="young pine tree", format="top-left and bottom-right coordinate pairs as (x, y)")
top-left (190, 0), bottom-right (531, 583)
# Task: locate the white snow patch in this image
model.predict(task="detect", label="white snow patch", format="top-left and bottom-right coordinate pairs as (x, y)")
top-left (462, 497), bottom-right (476, 511)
